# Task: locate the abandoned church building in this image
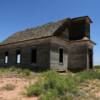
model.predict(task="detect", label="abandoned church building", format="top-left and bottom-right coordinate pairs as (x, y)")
top-left (0, 16), bottom-right (95, 71)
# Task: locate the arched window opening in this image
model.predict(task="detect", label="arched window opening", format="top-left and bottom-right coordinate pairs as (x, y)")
top-left (4, 52), bottom-right (8, 64)
top-left (16, 50), bottom-right (21, 64)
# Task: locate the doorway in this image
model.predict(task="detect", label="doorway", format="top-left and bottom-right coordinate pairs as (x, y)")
top-left (88, 48), bottom-right (93, 69)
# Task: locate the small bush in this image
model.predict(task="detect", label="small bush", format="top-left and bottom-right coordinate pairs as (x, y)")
top-left (9, 67), bottom-right (16, 72)
top-left (76, 70), bottom-right (100, 83)
top-left (25, 71), bottom-right (77, 99)
top-left (0, 67), bottom-right (32, 77)
top-left (94, 65), bottom-right (100, 69)
top-left (22, 69), bottom-right (31, 76)
top-left (2, 84), bottom-right (15, 91)
top-left (40, 89), bottom-right (58, 100)
top-left (43, 71), bottom-right (77, 94)
top-left (0, 67), bottom-right (10, 74)
top-left (25, 82), bottom-right (43, 96)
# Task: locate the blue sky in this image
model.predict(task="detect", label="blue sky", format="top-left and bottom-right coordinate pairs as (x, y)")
top-left (0, 0), bottom-right (99, 65)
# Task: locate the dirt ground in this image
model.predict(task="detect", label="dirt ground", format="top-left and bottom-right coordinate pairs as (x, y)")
top-left (0, 75), bottom-right (38, 100)
top-left (0, 74), bottom-right (100, 100)
top-left (78, 79), bottom-right (100, 99)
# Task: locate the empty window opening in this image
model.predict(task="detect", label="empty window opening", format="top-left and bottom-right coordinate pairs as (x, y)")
top-left (4, 52), bottom-right (8, 64)
top-left (16, 50), bottom-right (21, 64)
top-left (59, 48), bottom-right (63, 63)
top-left (31, 49), bottom-right (37, 63)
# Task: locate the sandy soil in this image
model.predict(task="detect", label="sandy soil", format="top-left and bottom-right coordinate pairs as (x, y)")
top-left (0, 74), bottom-right (100, 100)
top-left (0, 75), bottom-right (38, 100)
top-left (79, 79), bottom-right (100, 99)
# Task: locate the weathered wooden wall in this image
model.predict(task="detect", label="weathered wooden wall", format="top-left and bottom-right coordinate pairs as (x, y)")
top-left (69, 20), bottom-right (90, 40)
top-left (68, 42), bottom-right (88, 71)
top-left (0, 36), bottom-right (94, 71)
top-left (50, 37), bottom-right (68, 71)
top-left (0, 38), bottom-right (51, 70)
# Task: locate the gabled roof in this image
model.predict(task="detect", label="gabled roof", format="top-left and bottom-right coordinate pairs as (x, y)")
top-left (0, 16), bottom-right (92, 45)
top-left (2, 18), bottom-right (68, 45)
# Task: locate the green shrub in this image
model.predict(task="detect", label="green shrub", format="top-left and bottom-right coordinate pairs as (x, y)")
top-left (0, 67), bottom-right (32, 77)
top-left (94, 65), bottom-right (100, 69)
top-left (0, 67), bottom-right (10, 74)
top-left (43, 71), bottom-right (77, 94)
top-left (22, 69), bottom-right (31, 76)
top-left (40, 89), bottom-right (58, 100)
top-left (25, 82), bottom-right (43, 96)
top-left (25, 71), bottom-right (77, 98)
top-left (9, 67), bottom-right (16, 72)
top-left (76, 70), bottom-right (100, 83)
top-left (60, 93), bottom-right (74, 100)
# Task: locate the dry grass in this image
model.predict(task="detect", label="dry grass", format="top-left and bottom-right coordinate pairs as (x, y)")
top-left (0, 75), bottom-right (39, 100)
top-left (0, 67), bottom-right (100, 100)
top-left (1, 83), bottom-right (15, 91)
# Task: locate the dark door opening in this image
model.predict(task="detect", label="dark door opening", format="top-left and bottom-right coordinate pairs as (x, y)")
top-left (88, 49), bottom-right (93, 69)
top-left (59, 48), bottom-right (63, 63)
